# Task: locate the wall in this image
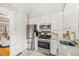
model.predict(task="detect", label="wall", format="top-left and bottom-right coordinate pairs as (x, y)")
top-left (10, 9), bottom-right (27, 56)
top-left (0, 4), bottom-right (27, 56)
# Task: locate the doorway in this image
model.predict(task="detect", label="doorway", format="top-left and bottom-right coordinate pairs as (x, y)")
top-left (0, 7), bottom-right (12, 56)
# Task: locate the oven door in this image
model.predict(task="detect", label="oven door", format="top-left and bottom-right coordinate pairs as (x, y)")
top-left (38, 41), bottom-right (50, 54)
top-left (38, 41), bottom-right (50, 49)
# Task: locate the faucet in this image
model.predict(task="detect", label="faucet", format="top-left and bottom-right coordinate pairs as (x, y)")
top-left (71, 32), bottom-right (76, 44)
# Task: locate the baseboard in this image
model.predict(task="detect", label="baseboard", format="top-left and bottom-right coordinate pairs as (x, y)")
top-left (16, 48), bottom-right (27, 56)
top-left (17, 52), bottom-right (22, 56)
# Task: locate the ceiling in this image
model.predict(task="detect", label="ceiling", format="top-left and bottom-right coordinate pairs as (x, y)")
top-left (0, 3), bottom-right (65, 26)
top-left (10, 3), bottom-right (66, 17)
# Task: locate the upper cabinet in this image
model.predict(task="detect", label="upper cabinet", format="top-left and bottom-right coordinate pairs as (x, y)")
top-left (50, 13), bottom-right (58, 31)
top-left (29, 11), bottom-right (63, 31)
top-left (57, 12), bottom-right (63, 31)
top-left (63, 3), bottom-right (78, 32)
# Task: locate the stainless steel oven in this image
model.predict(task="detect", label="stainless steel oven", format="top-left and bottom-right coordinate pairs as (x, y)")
top-left (38, 38), bottom-right (50, 55)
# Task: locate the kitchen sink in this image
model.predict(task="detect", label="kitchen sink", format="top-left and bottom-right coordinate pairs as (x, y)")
top-left (60, 40), bottom-right (76, 46)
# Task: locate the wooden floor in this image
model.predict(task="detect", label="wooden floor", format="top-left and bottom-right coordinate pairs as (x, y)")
top-left (0, 48), bottom-right (9, 56)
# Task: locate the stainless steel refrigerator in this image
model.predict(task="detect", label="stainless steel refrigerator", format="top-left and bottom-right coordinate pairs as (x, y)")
top-left (27, 24), bottom-right (37, 50)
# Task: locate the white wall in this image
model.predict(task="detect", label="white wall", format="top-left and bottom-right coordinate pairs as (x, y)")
top-left (64, 3), bottom-right (78, 32)
top-left (10, 9), bottom-right (27, 56)
top-left (0, 4), bottom-right (27, 56)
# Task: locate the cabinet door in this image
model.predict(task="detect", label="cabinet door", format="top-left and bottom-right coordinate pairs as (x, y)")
top-left (64, 3), bottom-right (78, 32)
top-left (57, 12), bottom-right (63, 31)
top-left (44, 14), bottom-right (51, 24)
top-left (50, 13), bottom-right (58, 31)
top-left (36, 16), bottom-right (44, 30)
top-left (29, 17), bottom-right (36, 24)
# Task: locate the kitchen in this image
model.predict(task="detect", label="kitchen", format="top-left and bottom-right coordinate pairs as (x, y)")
top-left (24, 3), bottom-right (79, 56)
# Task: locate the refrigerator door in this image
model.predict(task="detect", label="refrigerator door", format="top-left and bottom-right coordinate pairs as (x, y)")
top-left (27, 25), bottom-right (34, 39)
top-left (27, 25), bottom-right (35, 49)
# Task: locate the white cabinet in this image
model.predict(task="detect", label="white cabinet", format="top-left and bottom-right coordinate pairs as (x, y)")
top-left (44, 14), bottom-right (51, 24)
top-left (64, 3), bottom-right (78, 32)
top-left (50, 13), bottom-right (58, 31)
top-left (57, 12), bottom-right (63, 31)
top-left (29, 12), bottom-right (63, 32)
top-left (29, 17), bottom-right (35, 24)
